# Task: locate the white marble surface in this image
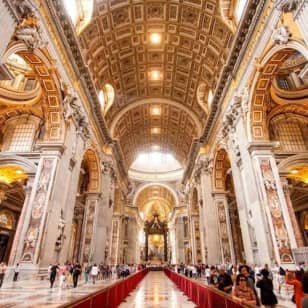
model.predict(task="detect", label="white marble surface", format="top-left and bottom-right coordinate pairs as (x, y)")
top-left (119, 272), bottom-right (196, 308)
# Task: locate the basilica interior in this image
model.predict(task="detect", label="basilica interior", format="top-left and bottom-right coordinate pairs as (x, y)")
top-left (0, 0), bottom-right (308, 298)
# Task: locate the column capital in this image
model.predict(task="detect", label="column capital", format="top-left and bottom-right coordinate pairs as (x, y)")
top-left (247, 141), bottom-right (276, 155)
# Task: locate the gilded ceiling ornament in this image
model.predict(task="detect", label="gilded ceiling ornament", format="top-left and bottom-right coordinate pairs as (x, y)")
top-left (274, 0), bottom-right (299, 12)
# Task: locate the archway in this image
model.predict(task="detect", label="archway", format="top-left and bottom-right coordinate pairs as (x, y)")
top-left (69, 148), bottom-right (101, 262)
top-left (213, 148), bottom-right (245, 263)
top-left (1, 43), bottom-right (66, 143)
top-left (135, 184), bottom-right (176, 264)
top-left (0, 156), bottom-right (36, 263)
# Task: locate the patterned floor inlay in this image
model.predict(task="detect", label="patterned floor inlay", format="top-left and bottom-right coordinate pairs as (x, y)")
top-left (119, 272), bottom-right (196, 308)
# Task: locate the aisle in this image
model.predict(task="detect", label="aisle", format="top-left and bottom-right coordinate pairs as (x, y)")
top-left (119, 271), bottom-right (195, 308)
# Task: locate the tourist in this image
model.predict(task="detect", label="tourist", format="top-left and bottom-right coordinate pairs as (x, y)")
top-left (0, 262), bottom-right (7, 288)
top-left (91, 263), bottom-right (99, 284)
top-left (84, 263), bottom-right (91, 284)
top-left (13, 263), bottom-right (20, 282)
top-left (233, 275), bottom-right (257, 305)
top-left (209, 266), bottom-right (218, 285)
top-left (256, 268), bottom-right (278, 308)
top-left (237, 264), bottom-right (260, 306)
top-left (72, 262), bottom-right (82, 288)
top-left (205, 265), bottom-right (211, 285)
top-left (59, 263), bottom-right (67, 288)
top-left (286, 270), bottom-right (304, 308)
top-left (217, 266), bottom-right (233, 294)
top-left (49, 263), bottom-right (59, 288)
top-left (302, 271), bottom-right (308, 308)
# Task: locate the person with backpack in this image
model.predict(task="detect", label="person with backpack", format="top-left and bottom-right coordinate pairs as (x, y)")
top-left (91, 263), bottom-right (99, 284)
top-left (72, 262), bottom-right (82, 288)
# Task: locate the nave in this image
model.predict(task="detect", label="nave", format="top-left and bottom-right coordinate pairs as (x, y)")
top-left (119, 272), bottom-right (194, 308)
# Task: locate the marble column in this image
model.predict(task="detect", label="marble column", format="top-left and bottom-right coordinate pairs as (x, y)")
top-left (198, 161), bottom-right (222, 264)
top-left (109, 218), bottom-right (120, 264)
top-left (293, 1), bottom-right (308, 45)
top-left (145, 232), bottom-right (149, 261)
top-left (0, 0), bottom-right (17, 58)
top-left (249, 142), bottom-right (297, 266)
top-left (80, 193), bottom-right (100, 264)
top-left (13, 154), bottom-right (59, 277)
top-left (280, 176), bottom-right (305, 247)
top-left (175, 216), bottom-right (185, 263)
top-left (8, 176), bottom-right (34, 266)
top-left (213, 193), bottom-right (235, 264)
top-left (164, 232), bottom-right (168, 262)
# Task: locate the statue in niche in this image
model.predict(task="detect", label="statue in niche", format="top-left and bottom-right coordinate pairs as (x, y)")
top-left (55, 209), bottom-right (66, 250)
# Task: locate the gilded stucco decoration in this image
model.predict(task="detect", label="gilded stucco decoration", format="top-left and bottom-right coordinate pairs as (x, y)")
top-left (113, 103), bottom-right (199, 167)
top-left (250, 48), bottom-right (300, 141)
top-left (213, 148), bottom-right (230, 192)
top-left (79, 0), bottom-right (233, 166)
top-left (0, 165), bottom-right (28, 184)
top-left (136, 185), bottom-right (175, 221)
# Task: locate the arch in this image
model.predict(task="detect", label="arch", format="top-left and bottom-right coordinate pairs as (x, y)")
top-left (1, 42), bottom-right (65, 142)
top-left (249, 41), bottom-right (308, 141)
top-left (81, 148), bottom-right (101, 193)
top-left (278, 153), bottom-right (308, 174)
top-left (133, 182), bottom-right (179, 209)
top-left (0, 154), bottom-right (37, 176)
top-left (213, 148), bottom-right (230, 192)
top-left (109, 98), bottom-right (203, 137)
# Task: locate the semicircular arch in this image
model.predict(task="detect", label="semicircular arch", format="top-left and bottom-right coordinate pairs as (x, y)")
top-left (1, 42), bottom-right (65, 142)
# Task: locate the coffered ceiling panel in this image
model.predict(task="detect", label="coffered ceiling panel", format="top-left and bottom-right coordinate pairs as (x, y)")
top-left (113, 103), bottom-right (199, 167)
top-left (79, 0), bottom-right (232, 126)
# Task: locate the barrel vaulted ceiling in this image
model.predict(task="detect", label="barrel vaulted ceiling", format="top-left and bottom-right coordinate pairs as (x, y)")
top-left (136, 185), bottom-right (175, 221)
top-left (79, 0), bottom-right (233, 168)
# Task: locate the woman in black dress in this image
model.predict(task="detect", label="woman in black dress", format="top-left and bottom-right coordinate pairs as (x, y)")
top-left (256, 269), bottom-right (278, 308)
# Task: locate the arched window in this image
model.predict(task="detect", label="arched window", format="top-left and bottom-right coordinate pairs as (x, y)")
top-left (269, 114), bottom-right (308, 152)
top-left (235, 0), bottom-right (248, 23)
top-left (98, 83), bottom-right (115, 116)
top-left (63, 0), bottom-right (93, 34)
top-left (1, 115), bottom-right (41, 153)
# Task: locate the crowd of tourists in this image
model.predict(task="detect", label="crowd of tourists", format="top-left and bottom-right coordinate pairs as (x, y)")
top-left (47, 262), bottom-right (141, 288)
top-left (0, 261), bottom-right (141, 289)
top-left (169, 262), bottom-right (308, 307)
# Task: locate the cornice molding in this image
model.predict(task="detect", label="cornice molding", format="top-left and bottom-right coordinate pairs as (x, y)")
top-left (183, 0), bottom-right (267, 184)
top-left (43, 0), bottom-right (127, 180)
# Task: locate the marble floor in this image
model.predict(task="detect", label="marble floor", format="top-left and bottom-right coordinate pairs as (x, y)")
top-left (0, 272), bottom-right (296, 308)
top-left (0, 276), bottom-right (117, 308)
top-left (119, 271), bottom-right (196, 308)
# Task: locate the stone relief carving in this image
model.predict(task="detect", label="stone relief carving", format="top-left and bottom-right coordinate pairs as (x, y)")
top-left (55, 209), bottom-right (66, 251)
top-left (272, 25), bottom-right (291, 45)
top-left (15, 16), bottom-right (46, 50)
top-left (274, 0), bottom-right (299, 12)
top-left (12, 0), bottom-right (37, 18)
top-left (259, 159), bottom-right (293, 262)
top-left (63, 92), bottom-right (90, 139)
top-left (240, 86), bottom-right (250, 114)
top-left (221, 95), bottom-right (242, 138)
